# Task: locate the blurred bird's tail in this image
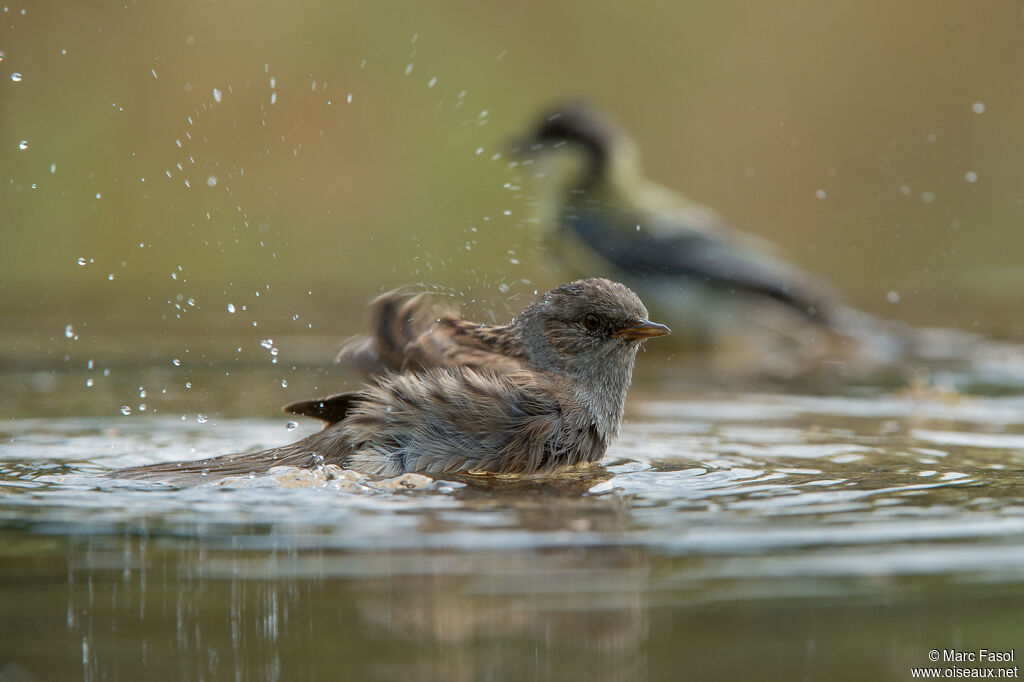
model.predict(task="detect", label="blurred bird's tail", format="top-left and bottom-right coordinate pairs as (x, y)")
top-left (824, 304), bottom-right (915, 366)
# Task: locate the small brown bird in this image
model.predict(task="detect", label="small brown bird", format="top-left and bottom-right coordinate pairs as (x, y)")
top-left (115, 278), bottom-right (669, 481)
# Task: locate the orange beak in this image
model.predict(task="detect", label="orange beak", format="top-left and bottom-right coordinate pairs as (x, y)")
top-left (611, 319), bottom-right (671, 341)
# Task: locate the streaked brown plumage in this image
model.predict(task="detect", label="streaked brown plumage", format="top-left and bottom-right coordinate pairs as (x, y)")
top-left (282, 289), bottom-right (532, 424)
top-left (334, 289), bottom-right (529, 378)
top-left (114, 278), bottom-right (669, 482)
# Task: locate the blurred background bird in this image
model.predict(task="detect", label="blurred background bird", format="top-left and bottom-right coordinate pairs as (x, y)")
top-left (511, 102), bottom-right (908, 371)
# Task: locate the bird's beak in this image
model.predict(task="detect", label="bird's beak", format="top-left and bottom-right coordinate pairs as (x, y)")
top-left (611, 319), bottom-right (671, 340)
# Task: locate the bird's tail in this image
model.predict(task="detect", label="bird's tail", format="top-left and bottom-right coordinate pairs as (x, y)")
top-left (824, 304), bottom-right (916, 365)
top-left (110, 432), bottom-right (335, 483)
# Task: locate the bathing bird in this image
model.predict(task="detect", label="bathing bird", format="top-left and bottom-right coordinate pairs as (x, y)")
top-left (114, 278), bottom-right (669, 480)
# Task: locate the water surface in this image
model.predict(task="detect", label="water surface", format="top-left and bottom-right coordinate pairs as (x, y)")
top-left (3, 346), bottom-right (1023, 681)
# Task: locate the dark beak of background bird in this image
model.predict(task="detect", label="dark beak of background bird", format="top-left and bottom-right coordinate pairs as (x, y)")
top-left (611, 319), bottom-right (671, 341)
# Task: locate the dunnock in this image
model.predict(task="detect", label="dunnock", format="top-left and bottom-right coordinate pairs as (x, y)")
top-left (115, 278), bottom-right (669, 480)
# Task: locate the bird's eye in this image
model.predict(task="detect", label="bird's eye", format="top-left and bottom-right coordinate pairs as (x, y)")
top-left (583, 314), bottom-right (601, 331)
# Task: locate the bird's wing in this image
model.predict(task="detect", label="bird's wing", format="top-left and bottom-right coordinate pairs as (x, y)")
top-left (341, 368), bottom-right (569, 476)
top-left (337, 291), bottom-right (461, 374)
top-left (567, 210), bottom-right (836, 325)
top-left (337, 290), bottom-right (528, 377)
top-left (400, 318), bottom-right (528, 374)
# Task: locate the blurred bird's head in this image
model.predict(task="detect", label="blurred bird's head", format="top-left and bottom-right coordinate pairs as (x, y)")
top-left (513, 278), bottom-right (669, 381)
top-left (512, 102), bottom-right (641, 189)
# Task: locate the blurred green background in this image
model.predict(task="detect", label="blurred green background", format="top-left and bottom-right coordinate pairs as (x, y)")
top-left (3, 0), bottom-right (1023, 377)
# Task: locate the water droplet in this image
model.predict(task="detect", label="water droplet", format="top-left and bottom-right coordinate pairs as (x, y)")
top-left (64, 324), bottom-right (74, 338)
top-left (227, 303), bottom-right (236, 313)
top-left (77, 257), bottom-right (87, 266)
top-left (212, 88), bottom-right (222, 102)
top-left (139, 388), bottom-right (147, 398)
top-left (196, 414), bottom-right (208, 424)
top-left (120, 405), bottom-right (131, 415)
top-left (185, 381), bottom-right (192, 389)
top-left (921, 191), bottom-right (935, 204)
top-left (346, 93), bottom-right (352, 103)
top-left (964, 171), bottom-right (978, 183)
top-left (286, 421), bottom-right (298, 430)
top-left (172, 358), bottom-right (181, 367)
top-left (428, 76), bottom-right (437, 88)
top-left (206, 175), bottom-right (217, 187)
top-left (886, 291), bottom-right (900, 303)
top-left (17, 140), bottom-right (28, 151)
top-left (85, 378), bottom-right (94, 388)
top-left (137, 403), bottom-right (147, 412)
top-left (815, 189), bottom-right (827, 199)
top-left (280, 379), bottom-right (287, 388)
top-left (49, 163), bottom-right (56, 174)
top-left (972, 101), bottom-right (986, 114)
top-left (10, 72), bottom-right (22, 82)
top-left (259, 338), bottom-right (274, 349)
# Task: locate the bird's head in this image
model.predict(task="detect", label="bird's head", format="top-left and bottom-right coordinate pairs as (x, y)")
top-left (514, 278), bottom-right (670, 379)
top-left (511, 102), bottom-right (641, 189)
